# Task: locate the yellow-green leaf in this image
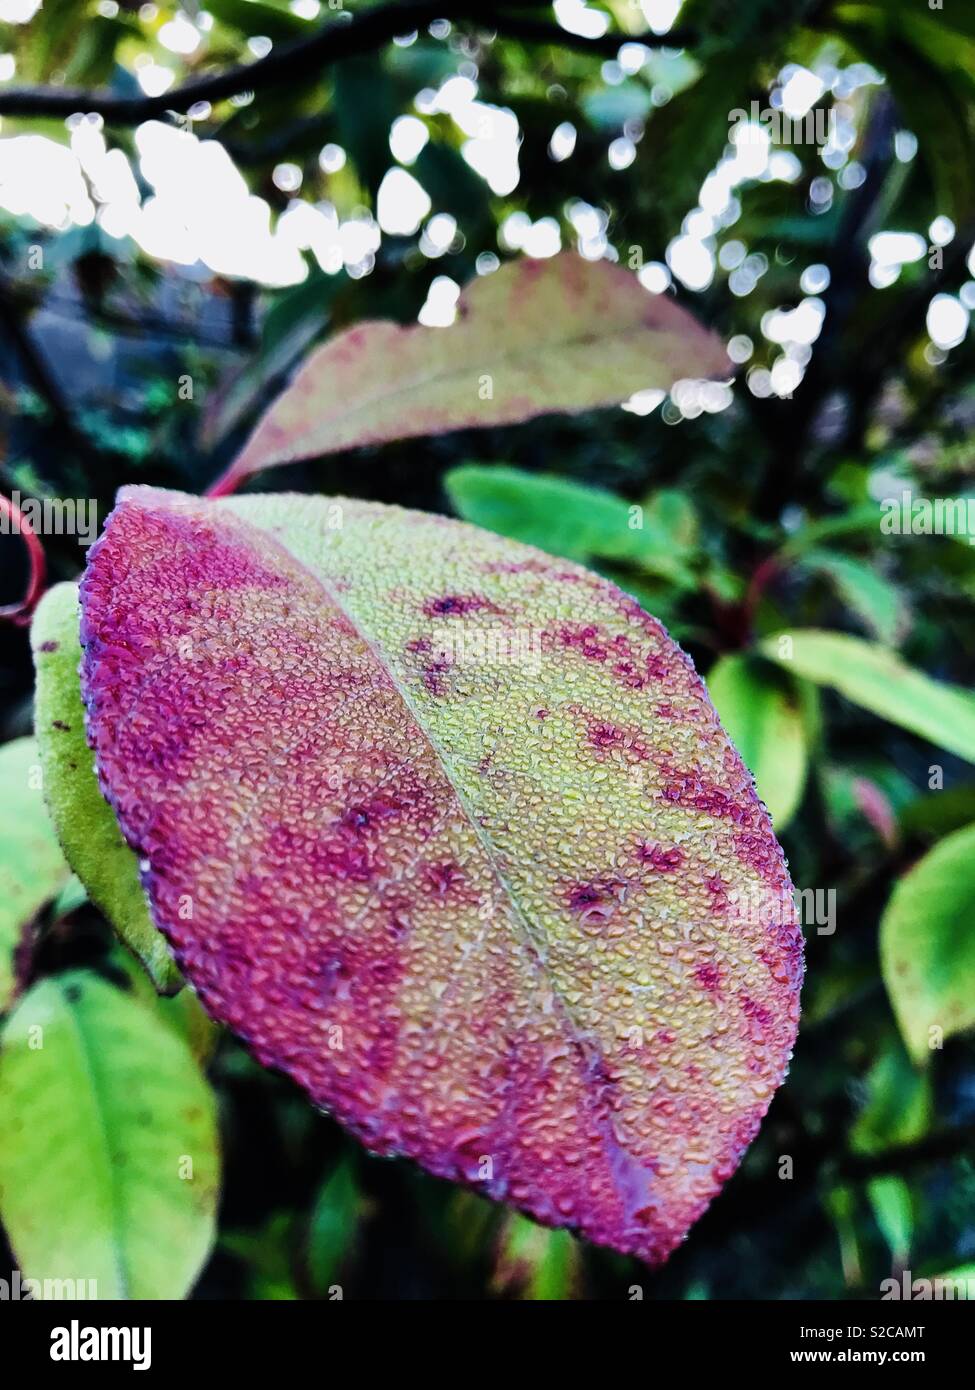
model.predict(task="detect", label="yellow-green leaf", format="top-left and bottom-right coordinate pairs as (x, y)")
top-left (30, 583), bottom-right (181, 995)
top-left (759, 630), bottom-right (975, 764)
top-left (880, 822), bottom-right (975, 1062)
top-left (706, 654), bottom-right (812, 829)
top-left (0, 971), bottom-right (219, 1298)
top-left (492, 1213), bottom-right (583, 1300)
top-left (800, 550), bottom-right (907, 645)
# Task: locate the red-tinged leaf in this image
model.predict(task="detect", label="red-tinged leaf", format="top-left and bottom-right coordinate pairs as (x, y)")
top-left (77, 486), bottom-right (802, 1266)
top-left (213, 254), bottom-right (731, 493)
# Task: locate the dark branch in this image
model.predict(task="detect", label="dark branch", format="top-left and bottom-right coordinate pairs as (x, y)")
top-left (0, 1), bottom-right (697, 125)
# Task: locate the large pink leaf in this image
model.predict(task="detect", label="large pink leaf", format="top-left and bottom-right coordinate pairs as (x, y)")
top-left (213, 254), bottom-right (731, 493)
top-left (79, 487), bottom-right (801, 1265)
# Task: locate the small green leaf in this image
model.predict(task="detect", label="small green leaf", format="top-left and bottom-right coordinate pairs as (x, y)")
top-left (800, 550), bottom-right (907, 645)
top-left (931, 1264), bottom-right (975, 1292)
top-left (112, 948), bottom-right (220, 1066)
top-left (492, 1213), bottom-right (582, 1300)
top-left (202, 0), bottom-right (307, 41)
top-left (222, 1212), bottom-right (299, 1300)
top-left (642, 488), bottom-right (699, 551)
top-left (759, 630), bottom-right (975, 764)
top-left (445, 464), bottom-right (696, 584)
top-left (412, 142), bottom-right (491, 232)
top-left (780, 504), bottom-right (885, 554)
top-left (306, 1158), bottom-right (361, 1296)
top-left (0, 737), bottom-right (71, 1012)
top-left (334, 55), bottom-right (400, 199)
top-left (880, 822), bottom-right (975, 1062)
top-left (867, 1176), bottom-right (913, 1264)
top-left (900, 784), bottom-right (975, 840)
top-left (706, 654), bottom-right (812, 829)
top-left (824, 1182), bottom-right (862, 1288)
top-left (850, 1040), bottom-right (932, 1155)
top-left (30, 583), bottom-right (181, 994)
top-left (0, 971), bottom-right (219, 1299)
top-left (50, 874), bottom-right (88, 920)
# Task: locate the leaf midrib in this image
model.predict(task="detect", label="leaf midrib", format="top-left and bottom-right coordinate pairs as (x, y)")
top-left (61, 983), bottom-right (129, 1299)
top-left (247, 517), bottom-right (639, 1185)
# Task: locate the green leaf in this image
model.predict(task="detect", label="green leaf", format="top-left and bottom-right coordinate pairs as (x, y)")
top-left (824, 1182), bottom-right (862, 1287)
top-left (221, 1212), bottom-right (299, 1300)
top-left (217, 253), bottom-right (730, 491)
top-left (30, 583), bottom-right (181, 994)
top-left (15, 0), bottom-right (90, 81)
top-left (0, 737), bottom-right (71, 1013)
top-left (111, 947), bottom-right (220, 1066)
top-left (835, 9), bottom-right (975, 219)
top-left (204, 0), bottom-right (307, 41)
top-left (800, 550), bottom-right (907, 645)
top-left (758, 630), bottom-right (975, 765)
top-left (899, 784), bottom-right (975, 840)
top-left (412, 142), bottom-right (491, 233)
top-left (867, 1176), bottom-right (913, 1264)
top-left (642, 488), bottom-right (699, 551)
top-left (333, 54), bottom-right (400, 199)
top-left (384, 35), bottom-right (457, 90)
top-left (0, 971), bottom-right (219, 1298)
top-left (444, 464), bottom-right (696, 584)
top-left (492, 1213), bottom-right (582, 1300)
top-left (779, 504), bottom-right (883, 555)
top-left (860, 0), bottom-right (975, 40)
top-left (51, 874), bottom-right (88, 921)
top-left (306, 1158), bottom-right (361, 1296)
top-left (850, 1040), bottom-right (932, 1155)
top-left (706, 655), bottom-right (812, 829)
top-left (931, 1264), bottom-right (975, 1292)
top-left (880, 822), bottom-right (975, 1062)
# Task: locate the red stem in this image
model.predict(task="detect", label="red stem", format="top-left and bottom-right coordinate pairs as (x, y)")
top-left (743, 553), bottom-right (781, 624)
top-left (205, 464), bottom-right (245, 498)
top-left (0, 492), bottom-right (47, 626)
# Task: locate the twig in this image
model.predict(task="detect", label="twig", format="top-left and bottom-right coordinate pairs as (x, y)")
top-left (0, 1), bottom-right (697, 125)
top-left (0, 492), bottom-right (47, 626)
